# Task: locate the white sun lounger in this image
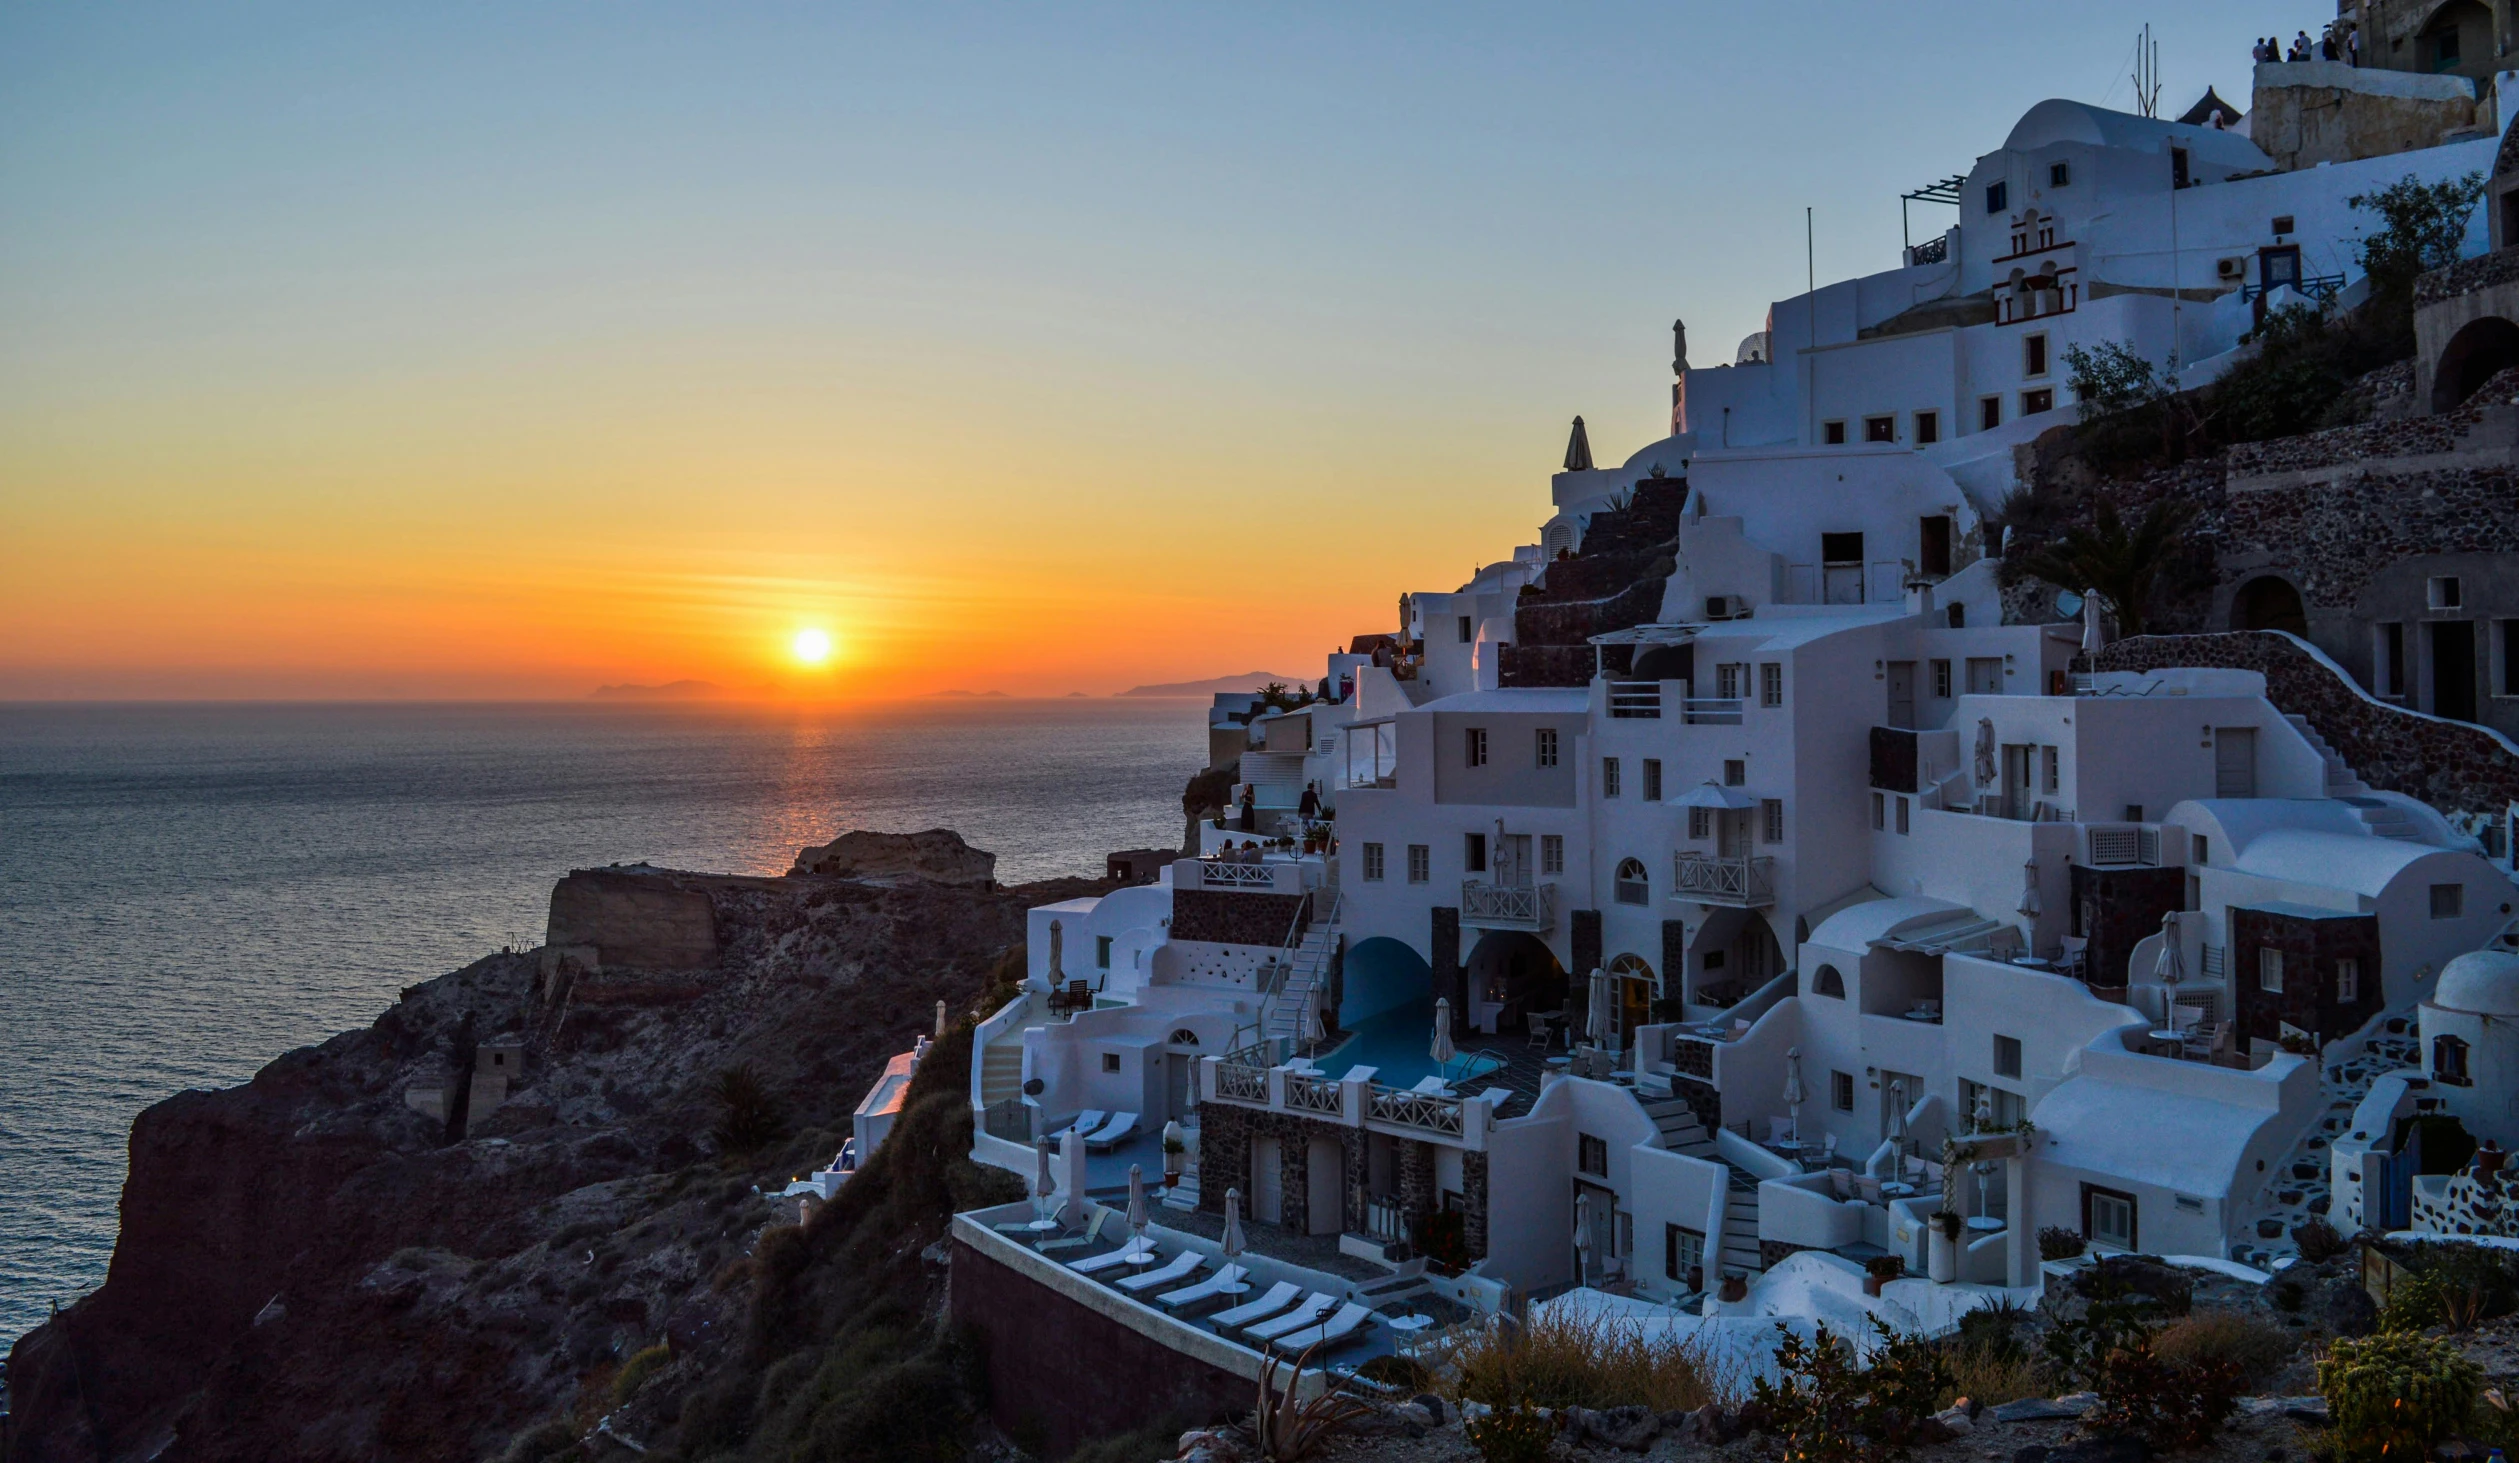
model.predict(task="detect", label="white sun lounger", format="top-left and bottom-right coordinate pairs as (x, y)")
top-left (1069, 1239), bottom-right (1155, 1275)
top-left (1116, 1249), bottom-right (1204, 1292)
top-left (1269, 1300), bottom-right (1375, 1354)
top-left (1049, 1109), bottom-right (1106, 1142)
top-left (1084, 1112), bottom-right (1140, 1150)
top-left (1243, 1291), bottom-right (1340, 1342)
top-left (1157, 1263), bottom-right (1250, 1309)
top-left (1208, 1280), bottom-right (1302, 1330)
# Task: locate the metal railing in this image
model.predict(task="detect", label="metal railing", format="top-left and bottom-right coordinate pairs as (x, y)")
top-left (2241, 272), bottom-right (2344, 303)
top-left (1460, 880), bottom-right (1555, 930)
top-left (1368, 1083), bottom-right (1465, 1136)
top-left (1671, 853), bottom-right (1776, 906)
top-left (1682, 698), bottom-right (1744, 726)
top-left (1285, 1071), bottom-right (1344, 1115)
top-left (1608, 682), bottom-right (1662, 719)
top-left (1907, 235), bottom-right (1950, 267)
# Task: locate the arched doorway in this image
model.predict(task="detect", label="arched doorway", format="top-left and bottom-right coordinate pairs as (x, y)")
top-left (2420, 0), bottom-right (2493, 76)
top-left (1464, 929), bottom-right (1568, 1039)
top-left (2231, 575), bottom-right (2308, 634)
top-left (1606, 953), bottom-right (1657, 1047)
top-left (2433, 315), bottom-right (2519, 412)
top-left (1688, 910), bottom-right (1786, 1009)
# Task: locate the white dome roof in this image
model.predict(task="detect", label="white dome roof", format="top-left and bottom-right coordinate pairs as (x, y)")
top-left (2434, 950), bottom-right (2519, 1016)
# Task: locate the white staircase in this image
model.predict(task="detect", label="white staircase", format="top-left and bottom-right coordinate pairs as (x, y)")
top-left (1642, 1097), bottom-right (1721, 1160)
top-left (2286, 714), bottom-right (2422, 839)
top-left (1717, 1174), bottom-right (1765, 1279)
top-left (1263, 897), bottom-right (1342, 1045)
top-left (1163, 1156), bottom-right (1202, 1211)
top-left (980, 1042), bottom-right (1025, 1106)
top-left (1643, 1096), bottom-right (1763, 1279)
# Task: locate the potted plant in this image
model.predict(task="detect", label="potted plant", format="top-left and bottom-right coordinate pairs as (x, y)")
top-left (1864, 1253), bottom-right (1904, 1297)
top-left (1928, 1209), bottom-right (1962, 1283)
top-left (1160, 1124), bottom-right (1188, 1187)
top-left (1718, 1272), bottom-right (1748, 1303)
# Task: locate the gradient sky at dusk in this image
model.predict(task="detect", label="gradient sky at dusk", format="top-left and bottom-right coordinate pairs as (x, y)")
top-left (2, 4), bottom-right (2275, 698)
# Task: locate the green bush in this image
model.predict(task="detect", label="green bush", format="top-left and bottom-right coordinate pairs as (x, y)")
top-left (709, 1062), bottom-right (786, 1155)
top-left (1356, 1353), bottom-right (1434, 1392)
top-left (2036, 1226), bottom-right (2085, 1261)
top-left (2293, 1217), bottom-right (2348, 1263)
top-left (1465, 1402), bottom-right (1555, 1463)
top-left (2089, 1333), bottom-right (2242, 1450)
top-left (2319, 1329), bottom-right (2484, 1463)
top-left (612, 1343), bottom-right (672, 1405)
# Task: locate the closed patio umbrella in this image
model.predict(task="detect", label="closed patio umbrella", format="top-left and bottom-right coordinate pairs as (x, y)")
top-left (1031, 1140), bottom-right (1057, 1230)
top-left (2018, 860), bottom-right (2042, 919)
top-left (1886, 1077), bottom-right (1910, 1159)
top-left (1587, 967), bottom-right (1613, 1050)
top-left (2082, 588), bottom-right (2108, 656)
top-left (1219, 1188), bottom-right (1250, 1293)
top-left (1431, 998), bottom-right (1456, 1081)
top-left (1782, 1046), bottom-right (1806, 1145)
top-left (1973, 718), bottom-right (1997, 788)
top-left (2153, 911), bottom-right (2186, 1027)
top-left (1573, 1190), bottom-right (1595, 1286)
top-left (936, 999), bottom-right (949, 1038)
top-left (1125, 1164), bottom-right (1153, 1263)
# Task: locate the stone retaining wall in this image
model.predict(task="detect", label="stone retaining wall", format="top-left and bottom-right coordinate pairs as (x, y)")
top-left (1170, 888), bottom-right (1309, 946)
top-left (2084, 631), bottom-right (2519, 812)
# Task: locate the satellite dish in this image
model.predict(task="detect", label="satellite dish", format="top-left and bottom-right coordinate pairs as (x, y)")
top-left (1022, 1078), bottom-right (1044, 1097)
top-left (2054, 590), bottom-right (2084, 619)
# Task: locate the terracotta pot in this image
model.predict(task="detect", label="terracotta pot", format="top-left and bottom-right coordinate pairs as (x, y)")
top-left (2478, 1143), bottom-right (2507, 1177)
top-left (1719, 1274), bottom-right (1748, 1303)
top-left (1863, 1274), bottom-right (1886, 1297)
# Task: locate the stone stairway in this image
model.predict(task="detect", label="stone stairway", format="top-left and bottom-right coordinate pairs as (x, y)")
top-left (2230, 1009), bottom-right (2422, 1268)
top-left (1718, 1174), bottom-right (1765, 1279)
top-left (1643, 1097), bottom-right (1722, 1160)
top-left (1162, 1157), bottom-right (1202, 1211)
top-left (980, 1043), bottom-right (1025, 1107)
top-left (1642, 1096), bottom-right (1765, 1278)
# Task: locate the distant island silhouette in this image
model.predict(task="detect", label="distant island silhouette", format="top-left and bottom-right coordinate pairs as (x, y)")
top-left (590, 680), bottom-right (723, 700)
top-left (1117, 671), bottom-right (1303, 697)
top-left (928, 689), bottom-right (1011, 698)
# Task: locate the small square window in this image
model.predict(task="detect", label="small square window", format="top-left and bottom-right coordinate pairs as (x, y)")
top-left (1102, 1052), bottom-right (1122, 1074)
top-left (1872, 791), bottom-right (1886, 830)
top-left (1578, 1133), bottom-right (1609, 1177)
top-left (2042, 746), bottom-right (2060, 793)
top-left (1864, 415), bottom-right (1896, 443)
top-left (1831, 1070), bottom-right (1855, 1111)
top-left (2431, 576), bottom-right (2464, 610)
top-left (1994, 1034), bottom-right (2023, 1078)
top-left (1541, 834), bottom-right (1564, 875)
top-left (1457, 614), bottom-right (1473, 643)
top-left (2337, 957), bottom-right (2360, 1004)
top-left (2023, 388), bottom-right (2055, 415)
top-left (2272, 214), bottom-right (2295, 236)
top-left (1096, 935), bottom-right (1112, 968)
top-left (1760, 662), bottom-right (1784, 707)
top-left (2049, 161), bottom-right (2071, 188)
top-left (1895, 796), bottom-right (1911, 835)
top-left (1362, 843), bottom-right (1385, 881)
top-left (1932, 659), bottom-right (1952, 698)
top-left (1914, 410), bottom-right (1940, 445)
top-left (2025, 333), bottom-right (2049, 377)
top-left (1980, 396), bottom-right (2002, 431)
top-left (1688, 806), bottom-right (1711, 840)
top-left (2259, 947), bottom-right (2284, 994)
top-left (1536, 727), bottom-right (1559, 767)
top-left (1603, 757), bottom-right (1621, 798)
top-left (2433, 883), bottom-right (2466, 919)
top-left (1642, 759), bottom-right (1663, 801)
top-left (1986, 180), bottom-right (2009, 214)
top-left (1406, 844), bottom-right (1430, 883)
top-left (1465, 832), bottom-right (1486, 873)
top-left (1763, 798), bottom-right (1785, 842)
top-left (1465, 726), bottom-right (1488, 767)
top-left (1823, 420), bottom-right (1848, 445)
top-left (1724, 759), bottom-right (1746, 786)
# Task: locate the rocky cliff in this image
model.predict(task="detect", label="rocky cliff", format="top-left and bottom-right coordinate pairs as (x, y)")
top-left (2, 831), bottom-right (1089, 1463)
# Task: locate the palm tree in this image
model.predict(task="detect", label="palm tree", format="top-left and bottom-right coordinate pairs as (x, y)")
top-left (2013, 497), bottom-right (2195, 639)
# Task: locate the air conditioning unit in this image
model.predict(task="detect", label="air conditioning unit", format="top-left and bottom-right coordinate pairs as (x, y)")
top-left (2216, 256), bottom-right (2246, 281)
top-left (1704, 595), bottom-right (1750, 620)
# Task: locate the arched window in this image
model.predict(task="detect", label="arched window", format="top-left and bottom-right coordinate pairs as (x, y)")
top-left (2436, 1034), bottom-right (2472, 1085)
top-left (1614, 858), bottom-right (1650, 905)
top-left (1812, 964), bottom-right (1846, 998)
top-left (1169, 1029), bottom-right (1200, 1047)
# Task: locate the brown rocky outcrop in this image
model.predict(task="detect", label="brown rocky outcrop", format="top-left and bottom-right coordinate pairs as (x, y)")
top-left (1, 839), bottom-right (1095, 1463)
top-left (786, 827), bottom-right (996, 887)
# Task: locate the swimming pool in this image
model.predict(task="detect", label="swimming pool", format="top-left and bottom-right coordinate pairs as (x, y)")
top-left (1314, 999), bottom-right (1507, 1088)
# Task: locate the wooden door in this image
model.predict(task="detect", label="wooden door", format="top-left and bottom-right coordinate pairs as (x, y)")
top-left (1251, 1137), bottom-right (1283, 1225)
top-left (2214, 728), bottom-right (2257, 798)
top-left (1886, 662), bottom-right (1916, 729)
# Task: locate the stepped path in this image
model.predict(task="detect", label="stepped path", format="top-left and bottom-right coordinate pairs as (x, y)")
top-left (1642, 1096), bottom-right (1766, 1281)
top-left (2231, 1011), bottom-right (2421, 1269)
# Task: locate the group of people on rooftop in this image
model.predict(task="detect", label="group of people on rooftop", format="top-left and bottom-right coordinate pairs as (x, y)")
top-left (2254, 24), bottom-right (2357, 66)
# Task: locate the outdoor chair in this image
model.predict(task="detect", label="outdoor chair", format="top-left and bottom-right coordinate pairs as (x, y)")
top-left (1035, 1207), bottom-right (1113, 1253)
top-left (1069, 1238), bottom-right (1156, 1275)
top-left (1157, 1264), bottom-right (1250, 1309)
top-left (1084, 1112), bottom-right (1140, 1150)
top-left (1526, 1014), bottom-right (1553, 1050)
top-left (1049, 1110), bottom-right (1106, 1144)
top-left (1242, 1291), bottom-right (1341, 1342)
top-left (1209, 1281), bottom-right (1303, 1329)
top-left (1269, 1301), bottom-right (1374, 1354)
top-left (1116, 1249), bottom-right (1204, 1292)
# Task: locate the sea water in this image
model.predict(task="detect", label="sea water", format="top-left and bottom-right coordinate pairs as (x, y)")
top-left (0, 698), bottom-right (1206, 1348)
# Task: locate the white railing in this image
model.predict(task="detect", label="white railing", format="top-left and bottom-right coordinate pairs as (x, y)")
top-left (1199, 859), bottom-right (1281, 888)
top-left (1682, 698), bottom-right (1744, 726)
top-left (1608, 682), bottom-right (1662, 719)
top-left (1285, 1071), bottom-right (1344, 1115)
top-left (1671, 853), bottom-right (1776, 907)
top-left (1214, 1061), bottom-right (1269, 1104)
top-left (1366, 1197), bottom-right (1407, 1243)
top-left (2085, 825), bottom-right (2162, 867)
top-left (1368, 1084), bottom-right (1465, 1136)
top-left (1460, 880), bottom-right (1555, 930)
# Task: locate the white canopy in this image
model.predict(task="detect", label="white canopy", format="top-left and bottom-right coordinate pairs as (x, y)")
top-left (1674, 781), bottom-right (1758, 811)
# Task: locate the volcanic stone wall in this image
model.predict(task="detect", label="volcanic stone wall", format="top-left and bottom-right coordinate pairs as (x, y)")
top-left (1501, 480), bottom-right (1689, 688)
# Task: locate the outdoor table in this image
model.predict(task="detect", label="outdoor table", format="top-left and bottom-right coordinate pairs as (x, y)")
top-left (1965, 1216), bottom-right (2005, 1233)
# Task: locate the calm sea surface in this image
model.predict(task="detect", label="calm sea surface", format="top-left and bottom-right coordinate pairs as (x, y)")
top-left (0, 698), bottom-right (1207, 1349)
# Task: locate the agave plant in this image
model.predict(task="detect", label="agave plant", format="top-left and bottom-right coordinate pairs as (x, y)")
top-left (1250, 1341), bottom-right (1375, 1461)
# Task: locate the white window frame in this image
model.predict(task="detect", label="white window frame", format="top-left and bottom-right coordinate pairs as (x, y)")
top-left (1541, 834), bottom-right (1564, 875)
top-left (1406, 844), bottom-right (1430, 884)
top-left (1362, 842), bottom-right (1385, 881)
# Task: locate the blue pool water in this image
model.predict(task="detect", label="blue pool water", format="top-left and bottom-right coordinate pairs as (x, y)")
top-left (1319, 999), bottom-right (1506, 1088)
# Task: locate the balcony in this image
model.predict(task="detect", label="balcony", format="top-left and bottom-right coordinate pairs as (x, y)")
top-left (1461, 880), bottom-right (1556, 931)
top-left (1608, 682), bottom-right (1662, 719)
top-left (1682, 698), bottom-right (1743, 726)
top-left (1671, 853), bottom-right (1776, 908)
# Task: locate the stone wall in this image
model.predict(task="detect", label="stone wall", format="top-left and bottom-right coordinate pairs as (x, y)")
top-left (2248, 59), bottom-right (2482, 171)
top-left (2229, 906), bottom-right (2383, 1046)
top-left (1170, 888), bottom-right (1309, 946)
top-left (2087, 631), bottom-right (2519, 813)
top-left (1571, 908), bottom-right (1603, 987)
top-left (951, 1238), bottom-right (1251, 1458)
top-left (544, 869), bottom-right (720, 973)
top-left (1432, 906), bottom-right (1462, 1026)
top-left (1502, 481), bottom-right (1687, 689)
top-left (2068, 864), bottom-right (2187, 995)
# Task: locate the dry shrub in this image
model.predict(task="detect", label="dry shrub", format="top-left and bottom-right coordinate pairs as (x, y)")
top-left (2154, 1309), bottom-right (2297, 1389)
top-left (1940, 1340), bottom-right (2042, 1408)
top-left (1432, 1309), bottom-right (1736, 1413)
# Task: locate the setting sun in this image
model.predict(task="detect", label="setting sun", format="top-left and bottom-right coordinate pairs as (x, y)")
top-left (789, 628), bottom-right (834, 665)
